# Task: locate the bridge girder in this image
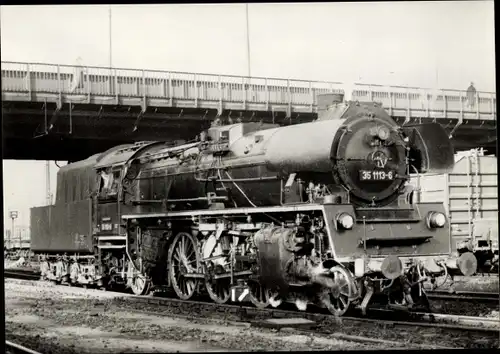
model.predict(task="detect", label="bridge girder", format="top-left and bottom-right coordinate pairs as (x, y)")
top-left (2, 101), bottom-right (497, 161)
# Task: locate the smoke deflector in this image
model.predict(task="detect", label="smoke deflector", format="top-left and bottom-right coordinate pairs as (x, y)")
top-left (402, 123), bottom-right (455, 174)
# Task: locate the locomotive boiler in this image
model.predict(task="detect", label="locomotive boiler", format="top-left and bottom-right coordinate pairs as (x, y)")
top-left (31, 93), bottom-right (479, 316)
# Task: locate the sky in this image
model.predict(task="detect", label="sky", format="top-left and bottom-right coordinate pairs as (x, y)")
top-left (1, 2), bottom-right (496, 230)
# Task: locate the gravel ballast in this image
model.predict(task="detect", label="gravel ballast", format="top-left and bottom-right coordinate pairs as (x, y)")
top-left (5, 279), bottom-right (410, 353)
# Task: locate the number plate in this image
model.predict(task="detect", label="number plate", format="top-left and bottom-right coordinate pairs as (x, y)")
top-left (359, 170), bottom-right (395, 181)
top-left (100, 223), bottom-right (113, 231)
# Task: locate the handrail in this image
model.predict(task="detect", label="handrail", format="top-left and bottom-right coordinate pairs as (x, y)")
top-left (1, 60), bottom-right (342, 85)
top-left (1, 61), bottom-right (496, 123)
top-left (1, 60), bottom-right (496, 94)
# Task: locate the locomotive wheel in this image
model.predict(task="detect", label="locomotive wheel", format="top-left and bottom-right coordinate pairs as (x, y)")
top-left (205, 265), bottom-right (231, 304)
top-left (131, 273), bottom-right (151, 295)
top-left (127, 260), bottom-right (151, 295)
top-left (267, 289), bottom-right (283, 308)
top-left (248, 280), bottom-right (270, 308)
top-left (168, 232), bottom-right (201, 300)
top-left (322, 266), bottom-right (354, 316)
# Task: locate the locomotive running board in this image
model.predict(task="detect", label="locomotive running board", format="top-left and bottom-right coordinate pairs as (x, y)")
top-left (183, 270), bottom-right (253, 279)
top-left (121, 204), bottom-right (325, 220)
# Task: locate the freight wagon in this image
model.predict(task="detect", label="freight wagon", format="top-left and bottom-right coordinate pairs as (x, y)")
top-left (409, 148), bottom-right (498, 271)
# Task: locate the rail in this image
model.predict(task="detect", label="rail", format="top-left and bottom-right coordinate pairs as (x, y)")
top-left (5, 341), bottom-right (42, 354)
top-left (4, 270), bottom-right (40, 281)
top-left (1, 61), bottom-right (496, 121)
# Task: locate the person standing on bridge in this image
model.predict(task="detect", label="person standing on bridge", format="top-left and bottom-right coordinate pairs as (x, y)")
top-left (70, 57), bottom-right (85, 93)
top-left (466, 82), bottom-right (477, 110)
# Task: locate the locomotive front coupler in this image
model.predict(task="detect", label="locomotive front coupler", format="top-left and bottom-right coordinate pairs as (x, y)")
top-left (359, 278), bottom-right (375, 315)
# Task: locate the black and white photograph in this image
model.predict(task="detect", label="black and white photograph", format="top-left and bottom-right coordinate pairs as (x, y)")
top-left (2, 2), bottom-right (498, 353)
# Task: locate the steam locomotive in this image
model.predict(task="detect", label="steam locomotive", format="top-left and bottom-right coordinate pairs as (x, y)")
top-left (31, 93), bottom-right (479, 316)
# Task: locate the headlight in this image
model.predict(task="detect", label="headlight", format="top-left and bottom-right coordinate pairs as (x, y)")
top-left (427, 212), bottom-right (446, 228)
top-left (377, 126), bottom-right (391, 140)
top-left (336, 213), bottom-right (354, 230)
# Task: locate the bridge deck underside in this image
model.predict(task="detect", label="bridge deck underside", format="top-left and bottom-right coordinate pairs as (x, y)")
top-left (2, 100), bottom-right (496, 161)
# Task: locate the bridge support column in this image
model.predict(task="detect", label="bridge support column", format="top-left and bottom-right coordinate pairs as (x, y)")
top-left (69, 103), bottom-right (73, 135)
top-left (141, 70), bottom-right (147, 111)
top-left (48, 99), bottom-right (62, 132)
top-left (114, 69), bottom-right (119, 105)
top-left (168, 72), bottom-right (173, 107)
top-left (265, 78), bottom-right (269, 111)
top-left (309, 81), bottom-right (313, 113)
top-left (404, 91), bottom-right (410, 125)
top-left (449, 95), bottom-right (464, 139)
top-left (490, 93), bottom-right (495, 121)
top-left (442, 92), bottom-right (447, 119)
top-left (217, 76), bottom-right (223, 116)
top-left (425, 92), bottom-right (430, 118)
top-left (44, 99), bottom-right (48, 133)
top-left (449, 114), bottom-right (463, 139)
top-left (26, 63), bottom-right (31, 99)
top-left (133, 108), bottom-right (146, 133)
top-left (133, 73), bottom-right (148, 132)
top-left (242, 77), bottom-right (247, 111)
top-left (286, 79), bottom-right (291, 118)
top-left (475, 92), bottom-right (480, 119)
top-left (194, 74), bottom-right (198, 108)
top-left (86, 67), bottom-right (91, 103)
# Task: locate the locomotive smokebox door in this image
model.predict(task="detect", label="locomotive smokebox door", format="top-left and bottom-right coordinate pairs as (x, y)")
top-left (402, 123), bottom-right (455, 174)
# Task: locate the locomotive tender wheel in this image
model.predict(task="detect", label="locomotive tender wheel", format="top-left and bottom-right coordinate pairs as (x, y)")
top-left (205, 265), bottom-right (231, 304)
top-left (70, 263), bottom-right (80, 284)
top-left (322, 266), bottom-right (354, 316)
top-left (40, 261), bottom-right (50, 280)
top-left (168, 232), bottom-right (201, 300)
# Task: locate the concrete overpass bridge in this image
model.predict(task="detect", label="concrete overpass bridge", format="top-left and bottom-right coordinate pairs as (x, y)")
top-left (2, 61), bottom-right (497, 162)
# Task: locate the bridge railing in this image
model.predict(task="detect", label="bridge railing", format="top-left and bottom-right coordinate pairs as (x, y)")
top-left (1, 61), bottom-right (496, 120)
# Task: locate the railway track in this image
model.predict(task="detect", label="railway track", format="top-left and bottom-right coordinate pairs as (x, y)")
top-left (112, 293), bottom-right (498, 348)
top-left (5, 269), bottom-right (499, 344)
top-left (426, 289), bottom-right (499, 302)
top-left (117, 291), bottom-right (500, 331)
top-left (5, 341), bottom-right (42, 354)
top-left (5, 268), bottom-right (498, 304)
top-left (4, 269), bottom-right (40, 281)
top-left (5, 268), bottom-right (498, 315)
top-left (118, 302), bottom-right (440, 349)
top-left (5, 273), bottom-right (499, 349)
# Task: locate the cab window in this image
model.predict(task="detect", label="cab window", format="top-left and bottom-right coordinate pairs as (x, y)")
top-left (98, 169), bottom-right (120, 199)
top-left (109, 170), bottom-right (121, 195)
